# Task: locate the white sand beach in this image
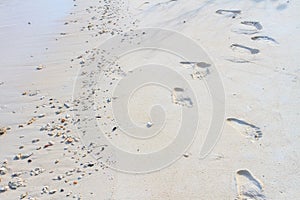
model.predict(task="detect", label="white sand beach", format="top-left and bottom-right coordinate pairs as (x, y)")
top-left (0, 0), bottom-right (299, 199)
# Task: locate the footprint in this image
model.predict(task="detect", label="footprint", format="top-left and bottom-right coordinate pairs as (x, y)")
top-left (180, 61), bottom-right (211, 80)
top-left (235, 169), bottom-right (266, 200)
top-left (172, 88), bottom-right (193, 107)
top-left (241, 21), bottom-right (263, 30)
top-left (251, 36), bottom-right (278, 44)
top-left (231, 21), bottom-right (262, 35)
top-left (230, 44), bottom-right (260, 54)
top-left (226, 58), bottom-right (251, 63)
top-left (227, 118), bottom-right (263, 141)
top-left (232, 28), bottom-right (259, 35)
top-left (216, 9), bottom-right (241, 18)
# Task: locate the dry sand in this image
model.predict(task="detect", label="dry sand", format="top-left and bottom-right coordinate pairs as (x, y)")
top-left (0, 0), bottom-right (300, 199)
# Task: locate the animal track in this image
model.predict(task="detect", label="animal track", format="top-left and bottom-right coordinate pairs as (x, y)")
top-left (235, 169), bottom-right (266, 200)
top-left (227, 118), bottom-right (263, 141)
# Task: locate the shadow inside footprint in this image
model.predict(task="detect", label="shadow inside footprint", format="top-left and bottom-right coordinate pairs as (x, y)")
top-left (230, 44), bottom-right (260, 54)
top-left (251, 36), bottom-right (278, 44)
top-left (241, 21), bottom-right (263, 30)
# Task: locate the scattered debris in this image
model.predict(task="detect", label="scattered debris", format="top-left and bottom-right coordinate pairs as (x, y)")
top-left (14, 153), bottom-right (33, 160)
top-left (30, 167), bottom-right (45, 176)
top-left (8, 177), bottom-right (26, 189)
top-left (0, 167), bottom-right (7, 175)
top-left (49, 189), bottom-right (57, 194)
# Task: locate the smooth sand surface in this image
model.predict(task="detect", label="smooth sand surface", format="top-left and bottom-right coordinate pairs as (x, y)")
top-left (0, 0), bottom-right (299, 199)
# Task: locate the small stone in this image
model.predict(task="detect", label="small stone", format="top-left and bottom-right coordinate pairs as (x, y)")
top-left (183, 153), bottom-right (190, 158)
top-left (11, 172), bottom-right (22, 177)
top-left (14, 153), bottom-right (33, 160)
top-left (49, 189), bottom-right (57, 194)
top-left (66, 192), bottom-right (72, 197)
top-left (56, 175), bottom-right (64, 180)
top-left (27, 117), bottom-right (36, 125)
top-left (65, 137), bottom-right (73, 144)
top-left (146, 122), bottom-right (153, 128)
top-left (30, 167), bottom-right (45, 176)
top-left (0, 167), bottom-right (7, 175)
top-left (0, 127), bottom-right (6, 135)
top-left (0, 185), bottom-right (8, 193)
top-left (36, 65), bottom-right (44, 70)
top-left (44, 141), bottom-right (54, 148)
top-left (41, 186), bottom-right (49, 194)
top-left (8, 177), bottom-right (26, 189)
top-left (20, 192), bottom-right (28, 199)
top-left (64, 103), bottom-right (71, 109)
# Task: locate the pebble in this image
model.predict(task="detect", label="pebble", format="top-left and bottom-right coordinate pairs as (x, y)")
top-left (20, 192), bottom-right (28, 199)
top-left (27, 117), bottom-right (36, 125)
top-left (30, 167), bottom-right (45, 176)
top-left (14, 153), bottom-right (33, 160)
top-left (44, 141), bottom-right (54, 148)
top-left (8, 177), bottom-right (26, 189)
top-left (11, 172), bottom-right (22, 177)
top-left (54, 175), bottom-right (64, 180)
top-left (0, 167), bottom-right (7, 175)
top-left (32, 138), bottom-right (40, 143)
top-left (0, 185), bottom-right (8, 193)
top-left (64, 103), bottom-right (71, 109)
top-left (36, 65), bottom-right (44, 70)
top-left (49, 189), bottom-right (57, 194)
top-left (38, 114), bottom-right (45, 118)
top-left (0, 127), bottom-right (6, 135)
top-left (65, 137), bottom-right (74, 144)
top-left (146, 122), bottom-right (153, 128)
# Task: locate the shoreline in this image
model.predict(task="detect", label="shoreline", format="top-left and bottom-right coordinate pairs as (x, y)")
top-left (1, 0), bottom-right (300, 199)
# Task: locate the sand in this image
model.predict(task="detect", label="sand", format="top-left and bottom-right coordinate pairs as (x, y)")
top-left (0, 0), bottom-right (299, 199)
